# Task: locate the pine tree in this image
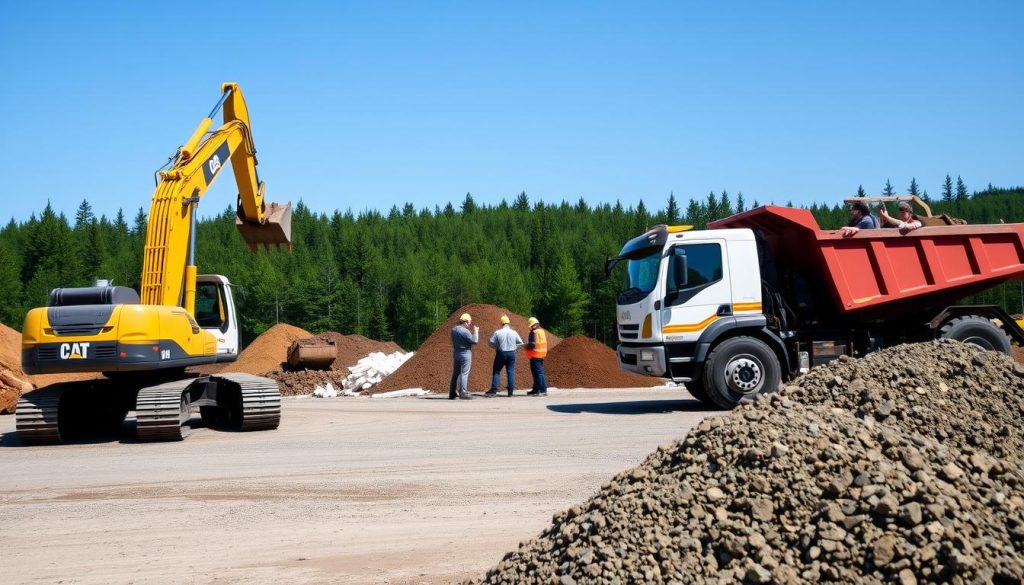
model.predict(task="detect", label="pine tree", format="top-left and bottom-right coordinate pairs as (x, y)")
top-left (856, 185), bottom-right (867, 198)
top-left (942, 174), bottom-right (954, 203)
top-left (735, 192), bottom-right (745, 213)
top-left (513, 192), bottom-right (529, 212)
top-left (955, 176), bottom-right (969, 207)
top-left (685, 198), bottom-right (703, 229)
top-left (666, 192), bottom-right (679, 224)
top-left (461, 193), bottom-right (476, 215)
top-left (719, 190), bottom-right (733, 217)
top-left (541, 253), bottom-right (587, 336)
top-left (908, 178), bottom-right (920, 198)
top-left (882, 180), bottom-right (895, 197)
top-left (74, 199), bottom-right (95, 229)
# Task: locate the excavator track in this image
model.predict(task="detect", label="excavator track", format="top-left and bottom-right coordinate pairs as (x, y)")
top-left (15, 386), bottom-right (66, 445)
top-left (136, 379), bottom-right (193, 442)
top-left (215, 373), bottom-right (281, 431)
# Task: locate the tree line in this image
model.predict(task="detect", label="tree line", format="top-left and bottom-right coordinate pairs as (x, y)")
top-left (1, 176), bottom-right (1022, 350)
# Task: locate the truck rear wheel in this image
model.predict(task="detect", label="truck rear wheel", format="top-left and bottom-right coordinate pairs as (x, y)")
top-left (938, 315), bottom-right (1011, 355)
top-left (701, 336), bottom-right (781, 409)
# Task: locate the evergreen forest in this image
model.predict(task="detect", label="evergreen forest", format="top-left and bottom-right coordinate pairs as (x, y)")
top-left (1, 176), bottom-right (1022, 351)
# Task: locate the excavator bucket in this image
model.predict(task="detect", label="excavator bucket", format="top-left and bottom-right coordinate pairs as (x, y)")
top-left (236, 201), bottom-right (293, 252)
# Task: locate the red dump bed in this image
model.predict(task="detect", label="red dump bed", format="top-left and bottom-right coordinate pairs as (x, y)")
top-left (709, 206), bottom-right (1024, 317)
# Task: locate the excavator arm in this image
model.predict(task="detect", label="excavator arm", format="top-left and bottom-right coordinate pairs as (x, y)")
top-left (141, 83), bottom-right (291, 314)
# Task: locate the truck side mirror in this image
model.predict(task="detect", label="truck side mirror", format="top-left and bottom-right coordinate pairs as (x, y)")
top-left (666, 250), bottom-right (688, 302)
top-left (673, 252), bottom-right (688, 288)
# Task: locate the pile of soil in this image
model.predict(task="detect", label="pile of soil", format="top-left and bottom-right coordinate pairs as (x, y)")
top-left (546, 335), bottom-right (663, 389)
top-left (0, 323), bottom-right (28, 413)
top-left (267, 369), bottom-right (347, 397)
top-left (372, 304), bottom-right (560, 394)
top-left (219, 323), bottom-right (312, 375)
top-left (472, 341), bottom-right (1024, 584)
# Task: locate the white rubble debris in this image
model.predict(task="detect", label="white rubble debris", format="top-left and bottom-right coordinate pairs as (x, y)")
top-left (339, 351), bottom-right (413, 395)
top-left (312, 383), bottom-right (337, 398)
top-left (370, 388), bottom-right (429, 399)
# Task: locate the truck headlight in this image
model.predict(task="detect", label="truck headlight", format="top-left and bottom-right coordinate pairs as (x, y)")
top-left (640, 350), bottom-right (654, 362)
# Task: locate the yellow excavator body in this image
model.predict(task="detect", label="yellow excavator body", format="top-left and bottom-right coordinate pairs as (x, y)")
top-left (17, 83), bottom-right (289, 444)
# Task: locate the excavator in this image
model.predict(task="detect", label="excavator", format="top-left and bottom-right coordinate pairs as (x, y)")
top-left (16, 82), bottom-right (292, 444)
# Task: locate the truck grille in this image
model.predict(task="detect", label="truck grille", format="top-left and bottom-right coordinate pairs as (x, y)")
top-left (619, 323), bottom-right (640, 340)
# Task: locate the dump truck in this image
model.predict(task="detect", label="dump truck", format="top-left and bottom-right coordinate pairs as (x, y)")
top-left (17, 83), bottom-right (292, 444)
top-left (607, 203), bottom-right (1024, 409)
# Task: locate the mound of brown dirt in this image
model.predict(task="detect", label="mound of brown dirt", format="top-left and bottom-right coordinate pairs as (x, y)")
top-left (372, 304), bottom-right (560, 394)
top-left (267, 369), bottom-right (347, 396)
top-left (0, 322), bottom-right (22, 375)
top-left (546, 335), bottom-right (663, 388)
top-left (220, 323), bottom-right (312, 376)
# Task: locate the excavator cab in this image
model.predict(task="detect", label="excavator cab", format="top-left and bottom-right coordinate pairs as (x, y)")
top-left (194, 275), bottom-right (240, 362)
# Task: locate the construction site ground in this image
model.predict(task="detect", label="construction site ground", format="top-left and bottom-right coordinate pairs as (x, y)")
top-left (0, 386), bottom-right (714, 585)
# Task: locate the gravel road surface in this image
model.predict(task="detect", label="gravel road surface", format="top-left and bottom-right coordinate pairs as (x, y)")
top-left (0, 387), bottom-right (715, 585)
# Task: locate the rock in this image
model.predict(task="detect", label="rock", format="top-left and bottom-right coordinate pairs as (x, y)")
top-left (872, 534), bottom-right (897, 566)
top-left (706, 487), bottom-right (725, 502)
top-left (745, 562), bottom-right (772, 584)
top-left (940, 462), bottom-right (964, 482)
top-left (898, 502), bottom-right (923, 526)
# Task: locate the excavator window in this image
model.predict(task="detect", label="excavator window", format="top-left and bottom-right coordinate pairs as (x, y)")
top-left (195, 283), bottom-right (226, 330)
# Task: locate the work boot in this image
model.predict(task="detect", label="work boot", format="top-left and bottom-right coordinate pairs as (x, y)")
top-left (526, 390), bottom-right (539, 396)
top-left (507, 389), bottom-right (514, 397)
top-left (484, 389), bottom-right (498, 396)
top-left (459, 392), bottom-right (472, 400)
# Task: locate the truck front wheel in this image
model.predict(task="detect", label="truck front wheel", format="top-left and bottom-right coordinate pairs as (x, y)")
top-left (938, 315), bottom-right (1011, 355)
top-left (701, 336), bottom-right (781, 409)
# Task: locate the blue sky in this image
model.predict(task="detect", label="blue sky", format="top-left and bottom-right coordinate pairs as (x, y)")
top-left (1, 1), bottom-right (1021, 223)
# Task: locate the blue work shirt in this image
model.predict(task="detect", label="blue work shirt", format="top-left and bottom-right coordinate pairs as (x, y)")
top-left (489, 325), bottom-right (524, 352)
top-left (451, 324), bottom-right (479, 352)
top-left (848, 214), bottom-right (879, 229)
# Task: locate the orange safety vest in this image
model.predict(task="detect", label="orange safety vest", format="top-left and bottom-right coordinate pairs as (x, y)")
top-left (526, 328), bottom-right (548, 359)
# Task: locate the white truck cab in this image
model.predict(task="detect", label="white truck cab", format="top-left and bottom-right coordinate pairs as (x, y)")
top-left (608, 225), bottom-right (778, 408)
top-left (194, 274), bottom-right (240, 362)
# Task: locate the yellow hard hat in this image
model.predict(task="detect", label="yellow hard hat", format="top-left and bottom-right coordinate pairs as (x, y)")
top-left (500, 315), bottom-right (510, 324)
top-left (460, 313), bottom-right (472, 322)
top-left (527, 317), bottom-right (539, 327)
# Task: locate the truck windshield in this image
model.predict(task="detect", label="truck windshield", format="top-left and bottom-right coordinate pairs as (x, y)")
top-left (618, 249), bottom-right (661, 304)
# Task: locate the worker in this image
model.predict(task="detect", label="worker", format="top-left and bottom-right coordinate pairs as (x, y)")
top-left (840, 200), bottom-right (879, 237)
top-left (449, 313), bottom-right (479, 400)
top-left (524, 317), bottom-right (548, 396)
top-left (879, 201), bottom-right (923, 233)
top-left (486, 315), bottom-right (524, 397)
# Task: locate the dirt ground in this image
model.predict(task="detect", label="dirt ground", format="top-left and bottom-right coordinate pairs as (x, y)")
top-left (0, 387), bottom-right (716, 585)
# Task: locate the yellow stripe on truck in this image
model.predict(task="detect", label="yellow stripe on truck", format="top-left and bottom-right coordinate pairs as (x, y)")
top-left (733, 302), bottom-right (763, 312)
top-left (662, 314), bottom-right (718, 334)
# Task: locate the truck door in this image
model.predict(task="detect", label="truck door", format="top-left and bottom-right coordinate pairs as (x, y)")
top-left (660, 241), bottom-right (731, 344)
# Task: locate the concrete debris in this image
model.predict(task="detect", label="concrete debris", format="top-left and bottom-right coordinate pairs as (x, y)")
top-left (312, 383), bottom-right (338, 398)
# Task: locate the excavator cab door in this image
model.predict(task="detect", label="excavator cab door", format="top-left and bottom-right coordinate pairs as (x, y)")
top-left (195, 276), bottom-right (240, 362)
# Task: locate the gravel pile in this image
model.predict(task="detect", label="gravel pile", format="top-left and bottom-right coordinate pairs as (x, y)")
top-left (472, 341), bottom-right (1024, 584)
